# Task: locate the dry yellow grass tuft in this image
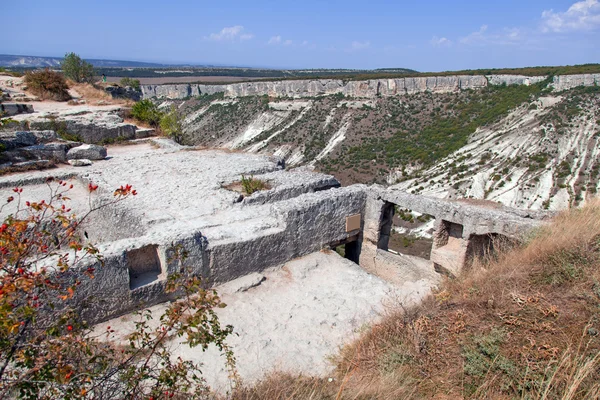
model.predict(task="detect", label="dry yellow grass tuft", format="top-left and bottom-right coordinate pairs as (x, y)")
top-left (230, 200), bottom-right (600, 399)
top-left (66, 80), bottom-right (133, 106)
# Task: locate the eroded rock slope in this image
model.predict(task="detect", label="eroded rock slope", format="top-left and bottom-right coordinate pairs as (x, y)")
top-left (148, 74), bottom-right (600, 210)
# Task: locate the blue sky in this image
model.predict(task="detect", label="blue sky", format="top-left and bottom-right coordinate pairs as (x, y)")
top-left (3, 0), bottom-right (599, 71)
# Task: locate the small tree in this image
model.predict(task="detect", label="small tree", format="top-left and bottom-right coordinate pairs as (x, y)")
top-left (0, 180), bottom-right (236, 398)
top-left (119, 77), bottom-right (141, 91)
top-left (61, 52), bottom-right (94, 83)
top-left (160, 106), bottom-right (184, 144)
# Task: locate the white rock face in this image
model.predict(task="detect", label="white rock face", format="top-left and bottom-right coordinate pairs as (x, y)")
top-left (67, 144), bottom-right (107, 160)
top-left (551, 74), bottom-right (600, 91)
top-left (141, 75), bottom-right (488, 99)
top-left (68, 159), bottom-right (92, 166)
top-left (141, 74), bottom-right (600, 100)
top-left (95, 251), bottom-right (432, 391)
top-left (486, 75), bottom-right (548, 86)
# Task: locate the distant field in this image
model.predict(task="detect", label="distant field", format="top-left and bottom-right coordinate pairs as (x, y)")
top-left (106, 76), bottom-right (275, 85)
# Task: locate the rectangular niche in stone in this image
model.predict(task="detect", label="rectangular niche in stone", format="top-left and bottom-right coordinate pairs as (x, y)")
top-left (127, 245), bottom-right (163, 290)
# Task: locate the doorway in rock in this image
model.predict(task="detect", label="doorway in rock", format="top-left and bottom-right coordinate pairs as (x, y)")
top-left (333, 236), bottom-right (361, 264)
top-left (465, 232), bottom-right (514, 267)
top-left (378, 202), bottom-right (435, 260)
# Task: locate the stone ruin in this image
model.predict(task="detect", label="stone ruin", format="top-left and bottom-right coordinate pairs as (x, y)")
top-left (0, 139), bottom-right (551, 324)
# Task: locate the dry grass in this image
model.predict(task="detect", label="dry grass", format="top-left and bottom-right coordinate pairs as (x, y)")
top-left (66, 80), bottom-right (133, 106)
top-left (230, 200), bottom-right (600, 399)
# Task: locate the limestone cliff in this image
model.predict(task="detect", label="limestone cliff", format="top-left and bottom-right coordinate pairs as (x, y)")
top-left (141, 74), bottom-right (599, 100)
top-left (551, 74), bottom-right (600, 91)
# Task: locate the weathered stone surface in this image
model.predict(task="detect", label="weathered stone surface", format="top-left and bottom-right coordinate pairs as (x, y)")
top-left (365, 187), bottom-right (550, 276)
top-left (234, 168), bottom-right (339, 205)
top-left (22, 143), bottom-right (68, 163)
top-left (551, 74), bottom-right (600, 91)
top-left (219, 272), bottom-right (266, 293)
top-left (29, 130), bottom-right (58, 143)
top-left (105, 85), bottom-right (142, 101)
top-left (67, 144), bottom-right (107, 160)
top-left (68, 159), bottom-right (92, 166)
top-left (24, 109), bottom-right (137, 144)
top-left (134, 128), bottom-right (155, 139)
top-left (0, 103), bottom-right (34, 116)
top-left (486, 75), bottom-right (548, 86)
top-left (13, 160), bottom-right (51, 168)
top-left (0, 131), bottom-right (38, 149)
top-left (0, 143), bottom-right (547, 324)
top-left (95, 251), bottom-right (410, 390)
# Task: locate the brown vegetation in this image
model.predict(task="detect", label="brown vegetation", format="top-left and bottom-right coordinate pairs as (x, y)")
top-left (67, 80), bottom-right (133, 106)
top-left (23, 69), bottom-right (71, 101)
top-left (232, 201), bottom-right (600, 399)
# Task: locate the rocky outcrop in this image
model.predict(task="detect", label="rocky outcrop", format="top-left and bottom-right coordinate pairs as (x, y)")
top-left (67, 144), bottom-right (107, 160)
top-left (22, 143), bottom-right (69, 163)
top-left (0, 103), bottom-right (34, 116)
top-left (486, 75), bottom-right (548, 86)
top-left (134, 128), bottom-right (155, 139)
top-left (69, 159), bottom-right (93, 166)
top-left (26, 109), bottom-right (137, 144)
top-left (551, 74), bottom-right (600, 91)
top-left (0, 131), bottom-right (38, 149)
top-left (105, 85), bottom-right (142, 101)
top-left (0, 131), bottom-right (80, 166)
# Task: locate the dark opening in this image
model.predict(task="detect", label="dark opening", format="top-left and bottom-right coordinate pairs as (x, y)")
top-left (465, 233), bottom-right (514, 267)
top-left (127, 245), bottom-right (162, 290)
top-left (333, 236), bottom-right (361, 264)
top-left (434, 220), bottom-right (464, 247)
top-left (377, 202), bottom-right (395, 251)
top-left (378, 202), bottom-right (435, 260)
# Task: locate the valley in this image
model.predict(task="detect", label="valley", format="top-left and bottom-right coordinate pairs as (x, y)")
top-left (146, 74), bottom-right (600, 211)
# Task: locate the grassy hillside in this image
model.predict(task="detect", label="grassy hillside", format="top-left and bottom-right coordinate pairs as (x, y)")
top-left (231, 201), bottom-right (600, 399)
top-left (321, 80), bottom-right (551, 180)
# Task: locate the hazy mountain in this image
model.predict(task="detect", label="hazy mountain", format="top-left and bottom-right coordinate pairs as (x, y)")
top-left (0, 54), bottom-right (169, 68)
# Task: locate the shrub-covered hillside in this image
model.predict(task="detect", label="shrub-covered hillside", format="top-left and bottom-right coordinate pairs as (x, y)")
top-left (155, 79), bottom-right (600, 210)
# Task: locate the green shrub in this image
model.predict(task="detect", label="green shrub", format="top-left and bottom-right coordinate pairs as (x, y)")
top-left (120, 77), bottom-right (141, 90)
top-left (159, 106), bottom-right (183, 144)
top-left (240, 175), bottom-right (269, 195)
top-left (61, 52), bottom-right (95, 83)
top-left (23, 69), bottom-right (71, 101)
top-left (131, 100), bottom-right (163, 126)
top-left (0, 67), bottom-right (22, 77)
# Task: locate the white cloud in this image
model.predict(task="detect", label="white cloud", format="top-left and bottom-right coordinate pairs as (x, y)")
top-left (430, 36), bottom-right (452, 46)
top-left (206, 25), bottom-right (253, 42)
top-left (541, 0), bottom-right (600, 32)
top-left (268, 35), bottom-right (282, 45)
top-left (460, 25), bottom-right (489, 44)
top-left (268, 36), bottom-right (293, 46)
top-left (350, 40), bottom-right (370, 50)
top-left (458, 25), bottom-right (522, 46)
